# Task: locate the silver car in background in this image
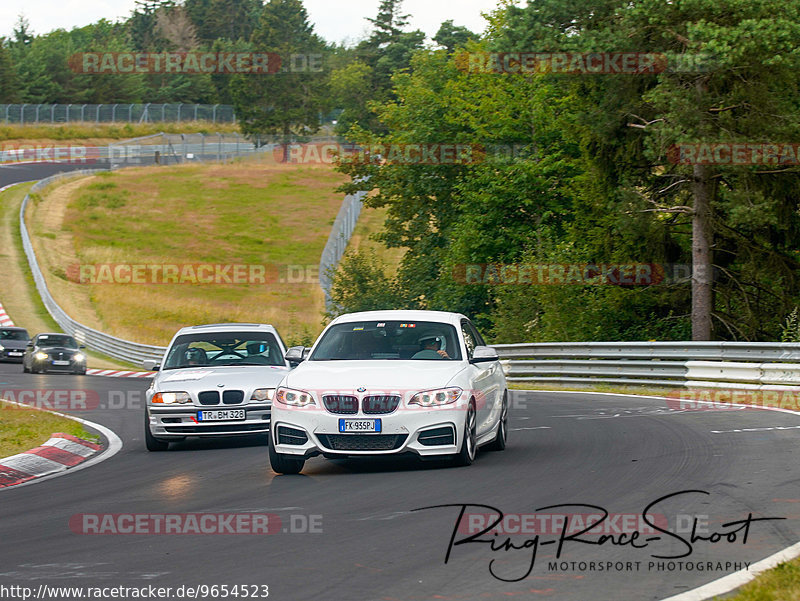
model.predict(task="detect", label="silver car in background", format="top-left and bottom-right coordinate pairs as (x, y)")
top-left (144, 323), bottom-right (291, 451)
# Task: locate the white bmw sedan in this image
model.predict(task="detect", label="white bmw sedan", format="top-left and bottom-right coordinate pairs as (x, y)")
top-left (144, 323), bottom-right (291, 451)
top-left (269, 310), bottom-right (508, 474)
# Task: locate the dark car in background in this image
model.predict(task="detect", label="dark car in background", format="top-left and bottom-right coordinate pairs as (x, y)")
top-left (23, 333), bottom-right (87, 375)
top-left (0, 327), bottom-right (31, 363)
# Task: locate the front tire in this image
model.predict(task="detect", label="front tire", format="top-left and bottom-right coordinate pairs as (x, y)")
top-left (485, 391), bottom-right (508, 452)
top-left (23, 362), bottom-right (29, 373)
top-left (453, 402), bottom-right (477, 467)
top-left (268, 432), bottom-right (305, 474)
top-left (144, 411), bottom-right (169, 451)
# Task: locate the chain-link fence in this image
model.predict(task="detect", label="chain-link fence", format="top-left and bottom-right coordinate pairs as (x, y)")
top-left (1, 103), bottom-right (236, 124)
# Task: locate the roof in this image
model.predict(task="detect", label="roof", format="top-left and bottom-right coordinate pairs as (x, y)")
top-left (330, 310), bottom-right (468, 325)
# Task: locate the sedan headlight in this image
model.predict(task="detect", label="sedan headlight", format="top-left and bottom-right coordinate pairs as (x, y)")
top-left (275, 387), bottom-right (315, 407)
top-left (73, 353), bottom-right (85, 363)
top-left (152, 391), bottom-right (192, 404)
top-left (35, 352), bottom-right (49, 361)
top-left (251, 388), bottom-right (275, 402)
top-left (0, 344), bottom-right (4, 351)
top-left (409, 387), bottom-right (462, 407)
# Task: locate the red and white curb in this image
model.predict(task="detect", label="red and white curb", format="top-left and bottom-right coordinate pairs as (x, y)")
top-left (0, 301), bottom-right (14, 327)
top-left (0, 398), bottom-right (122, 490)
top-left (0, 433), bottom-right (101, 487)
top-left (86, 369), bottom-right (155, 378)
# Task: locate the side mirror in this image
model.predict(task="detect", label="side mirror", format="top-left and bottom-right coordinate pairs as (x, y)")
top-left (285, 346), bottom-right (306, 365)
top-left (79, 345), bottom-right (86, 350)
top-left (470, 346), bottom-right (499, 364)
top-left (26, 341), bottom-right (34, 348)
top-left (142, 360), bottom-right (161, 372)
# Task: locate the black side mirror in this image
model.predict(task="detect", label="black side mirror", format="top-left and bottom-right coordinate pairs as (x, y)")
top-left (26, 341), bottom-right (34, 348)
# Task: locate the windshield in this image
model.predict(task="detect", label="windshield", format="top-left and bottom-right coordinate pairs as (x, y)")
top-left (37, 335), bottom-right (78, 348)
top-left (310, 321), bottom-right (462, 361)
top-left (163, 332), bottom-right (285, 370)
top-left (0, 329), bottom-right (29, 341)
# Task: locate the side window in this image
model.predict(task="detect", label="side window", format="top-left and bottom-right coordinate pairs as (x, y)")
top-left (467, 321), bottom-right (486, 347)
top-left (461, 321), bottom-right (477, 360)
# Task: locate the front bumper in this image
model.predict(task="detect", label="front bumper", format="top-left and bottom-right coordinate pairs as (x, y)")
top-left (0, 350), bottom-right (26, 362)
top-left (148, 403), bottom-right (271, 439)
top-left (34, 357), bottom-right (85, 371)
top-left (271, 406), bottom-right (463, 457)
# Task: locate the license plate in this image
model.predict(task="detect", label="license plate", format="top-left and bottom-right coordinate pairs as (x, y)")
top-left (8, 352), bottom-right (22, 357)
top-left (197, 409), bottom-right (246, 421)
top-left (339, 418), bottom-right (381, 433)
top-left (52, 360), bottom-right (70, 366)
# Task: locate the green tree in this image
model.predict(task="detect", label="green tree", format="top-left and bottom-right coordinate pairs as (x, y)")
top-left (231, 0), bottom-right (327, 146)
top-left (0, 39), bottom-right (19, 102)
top-left (494, 0), bottom-right (800, 340)
top-left (433, 20), bottom-right (477, 53)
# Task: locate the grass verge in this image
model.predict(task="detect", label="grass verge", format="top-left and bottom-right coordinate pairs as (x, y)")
top-left (0, 399), bottom-right (99, 457)
top-left (0, 122), bottom-right (240, 147)
top-left (42, 159), bottom-right (347, 346)
top-left (1, 182), bottom-right (135, 370)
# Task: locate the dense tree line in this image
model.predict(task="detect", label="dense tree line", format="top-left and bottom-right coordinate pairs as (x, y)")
top-left (2, 0), bottom-right (798, 342)
top-left (331, 0), bottom-right (800, 343)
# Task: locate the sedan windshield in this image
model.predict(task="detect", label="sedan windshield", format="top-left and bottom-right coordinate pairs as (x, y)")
top-left (311, 321), bottom-right (462, 361)
top-left (37, 335), bottom-right (78, 348)
top-left (163, 332), bottom-right (285, 369)
top-left (0, 329), bottom-right (29, 341)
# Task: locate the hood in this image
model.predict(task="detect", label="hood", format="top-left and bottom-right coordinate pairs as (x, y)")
top-left (154, 365), bottom-right (290, 390)
top-left (2, 340), bottom-right (29, 350)
top-left (40, 346), bottom-right (79, 354)
top-left (284, 360), bottom-right (466, 393)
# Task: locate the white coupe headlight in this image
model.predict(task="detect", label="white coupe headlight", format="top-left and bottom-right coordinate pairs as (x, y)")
top-left (152, 391), bottom-right (192, 404)
top-left (409, 387), bottom-right (462, 407)
top-left (251, 388), bottom-right (275, 402)
top-left (275, 387), bottom-right (315, 407)
top-left (35, 352), bottom-right (48, 361)
top-left (73, 353), bottom-right (85, 363)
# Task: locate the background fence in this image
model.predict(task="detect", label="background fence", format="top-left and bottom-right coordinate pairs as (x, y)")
top-left (319, 191), bottom-right (367, 307)
top-left (1, 103), bottom-right (236, 124)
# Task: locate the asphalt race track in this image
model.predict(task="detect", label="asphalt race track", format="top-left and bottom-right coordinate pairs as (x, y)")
top-left (2, 162), bottom-right (799, 599)
top-left (1, 363), bottom-right (799, 601)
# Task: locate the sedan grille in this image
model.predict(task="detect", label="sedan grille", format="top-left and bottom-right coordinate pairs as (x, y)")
top-left (362, 395), bottom-right (400, 414)
top-left (198, 391), bottom-right (220, 405)
top-left (222, 390), bottom-right (244, 405)
top-left (316, 434), bottom-right (407, 451)
top-left (322, 395), bottom-right (358, 415)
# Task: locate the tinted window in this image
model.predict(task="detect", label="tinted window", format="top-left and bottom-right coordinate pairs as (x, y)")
top-left (163, 332), bottom-right (284, 369)
top-left (311, 321), bottom-right (462, 361)
top-left (461, 321), bottom-right (477, 360)
top-left (37, 335), bottom-right (78, 348)
top-left (0, 329), bottom-right (29, 341)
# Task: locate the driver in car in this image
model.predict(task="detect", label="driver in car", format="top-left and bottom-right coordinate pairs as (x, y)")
top-left (412, 336), bottom-right (450, 359)
top-left (185, 347), bottom-right (208, 366)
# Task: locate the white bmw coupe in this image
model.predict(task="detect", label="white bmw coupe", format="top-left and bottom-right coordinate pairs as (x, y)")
top-left (269, 310), bottom-right (508, 474)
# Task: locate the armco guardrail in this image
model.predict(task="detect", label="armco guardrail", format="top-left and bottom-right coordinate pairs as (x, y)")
top-left (319, 190), bottom-right (367, 306)
top-left (494, 342), bottom-right (800, 389)
top-left (19, 170), bottom-right (167, 365)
